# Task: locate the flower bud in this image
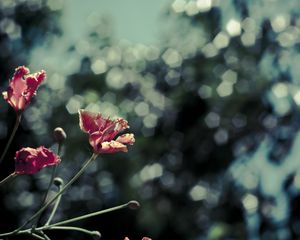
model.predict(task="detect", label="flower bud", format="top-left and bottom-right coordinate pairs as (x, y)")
top-left (53, 177), bottom-right (64, 187)
top-left (53, 127), bottom-right (67, 143)
top-left (91, 231), bottom-right (101, 239)
top-left (127, 200), bottom-right (140, 210)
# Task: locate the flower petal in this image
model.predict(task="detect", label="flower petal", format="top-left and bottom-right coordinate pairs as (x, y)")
top-left (89, 131), bottom-right (104, 153)
top-left (79, 109), bottom-right (100, 133)
top-left (98, 141), bottom-right (128, 154)
top-left (2, 66), bottom-right (45, 112)
top-left (79, 109), bottom-right (134, 154)
top-left (116, 133), bottom-right (135, 145)
top-left (97, 118), bottom-right (128, 143)
top-left (15, 146), bottom-right (60, 175)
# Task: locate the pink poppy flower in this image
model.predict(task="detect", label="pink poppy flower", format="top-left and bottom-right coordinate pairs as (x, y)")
top-left (124, 238), bottom-right (152, 240)
top-left (15, 146), bottom-right (61, 175)
top-left (2, 66), bottom-right (46, 112)
top-left (79, 109), bottom-right (135, 154)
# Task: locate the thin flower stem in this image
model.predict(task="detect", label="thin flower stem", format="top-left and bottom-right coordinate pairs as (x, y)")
top-left (45, 202), bottom-right (129, 227)
top-left (22, 231), bottom-right (48, 240)
top-left (33, 165), bottom-right (58, 228)
top-left (27, 232), bottom-right (45, 240)
top-left (0, 113), bottom-right (21, 165)
top-left (38, 231), bottom-right (51, 240)
top-left (34, 142), bottom-right (62, 227)
top-left (43, 226), bottom-right (97, 236)
top-left (13, 202), bottom-right (131, 238)
top-left (0, 172), bottom-right (17, 187)
top-left (43, 165), bottom-right (59, 207)
top-left (45, 180), bottom-right (64, 226)
top-left (57, 143), bottom-right (62, 157)
top-left (19, 153), bottom-right (97, 229)
top-left (0, 153), bottom-right (98, 237)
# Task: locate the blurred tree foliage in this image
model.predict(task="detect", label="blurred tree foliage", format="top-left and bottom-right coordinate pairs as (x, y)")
top-left (2, 0), bottom-right (300, 239)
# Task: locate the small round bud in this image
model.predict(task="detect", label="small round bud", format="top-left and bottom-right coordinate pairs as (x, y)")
top-left (53, 177), bottom-right (64, 187)
top-left (91, 231), bottom-right (101, 239)
top-left (127, 200), bottom-right (140, 210)
top-left (53, 127), bottom-right (67, 143)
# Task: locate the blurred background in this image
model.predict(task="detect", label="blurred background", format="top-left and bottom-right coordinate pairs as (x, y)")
top-left (1, 0), bottom-right (300, 239)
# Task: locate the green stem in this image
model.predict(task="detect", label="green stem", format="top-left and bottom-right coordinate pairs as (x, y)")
top-left (0, 153), bottom-right (98, 237)
top-left (57, 143), bottom-right (62, 157)
top-left (45, 180), bottom-right (64, 226)
top-left (0, 172), bottom-right (17, 187)
top-left (20, 153), bottom-right (97, 229)
top-left (34, 142), bottom-right (62, 227)
top-left (44, 226), bottom-right (98, 236)
top-left (0, 114), bottom-right (21, 165)
top-left (9, 226), bottom-right (97, 239)
top-left (43, 165), bottom-right (59, 207)
top-left (38, 231), bottom-right (51, 240)
top-left (27, 232), bottom-right (45, 240)
top-left (13, 202), bottom-right (131, 238)
top-left (33, 165), bottom-right (58, 228)
top-left (46, 202), bottom-right (130, 227)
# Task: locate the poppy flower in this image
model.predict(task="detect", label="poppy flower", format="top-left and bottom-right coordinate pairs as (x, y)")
top-left (15, 146), bottom-right (61, 175)
top-left (2, 66), bottom-right (46, 112)
top-left (79, 109), bottom-right (135, 154)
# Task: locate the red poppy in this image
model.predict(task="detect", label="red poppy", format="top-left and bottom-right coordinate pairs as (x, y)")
top-left (79, 109), bottom-right (135, 154)
top-left (15, 146), bottom-right (61, 175)
top-left (2, 66), bottom-right (46, 112)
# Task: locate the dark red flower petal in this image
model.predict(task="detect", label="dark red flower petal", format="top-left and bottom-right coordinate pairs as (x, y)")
top-left (79, 109), bottom-right (101, 133)
top-left (79, 109), bottom-right (134, 154)
top-left (2, 66), bottom-right (46, 112)
top-left (15, 146), bottom-right (60, 175)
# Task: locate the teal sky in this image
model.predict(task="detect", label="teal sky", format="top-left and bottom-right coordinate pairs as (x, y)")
top-left (61, 0), bottom-right (167, 44)
top-left (30, 1), bottom-right (168, 79)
